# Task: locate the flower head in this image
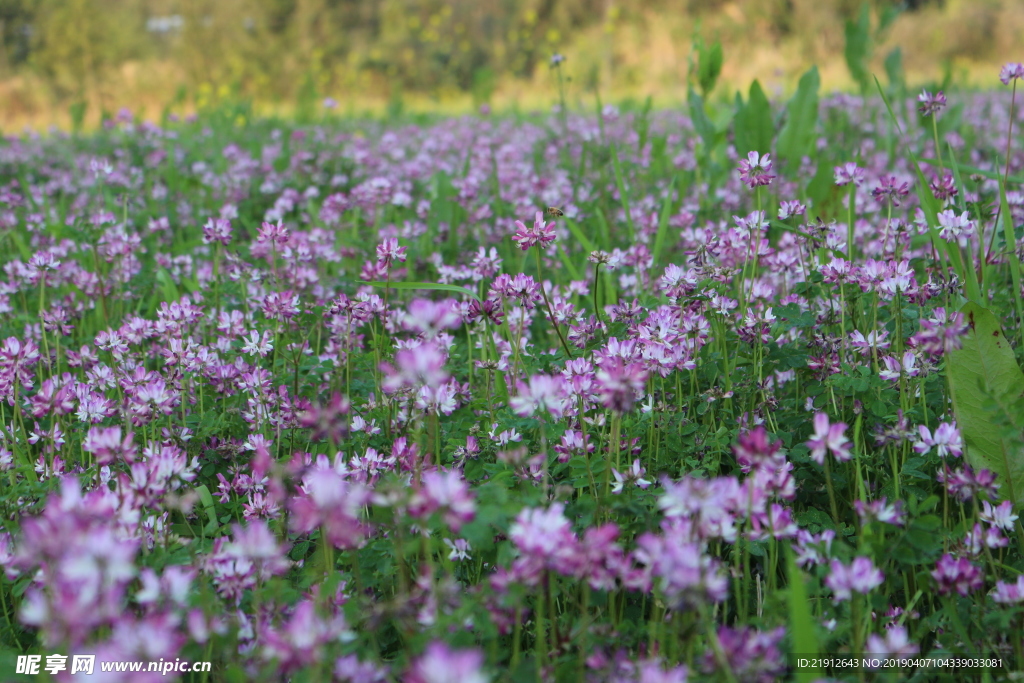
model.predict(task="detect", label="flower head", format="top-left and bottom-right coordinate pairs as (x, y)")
top-left (512, 212), bottom-right (556, 251)
top-left (1000, 63), bottom-right (1024, 85)
top-left (917, 90), bottom-right (947, 117)
top-left (737, 151), bottom-right (776, 189)
top-left (825, 556), bottom-right (884, 602)
top-left (806, 412), bottom-right (852, 465)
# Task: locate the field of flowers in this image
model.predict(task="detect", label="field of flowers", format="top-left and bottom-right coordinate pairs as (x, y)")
top-left (1, 61), bottom-right (1024, 682)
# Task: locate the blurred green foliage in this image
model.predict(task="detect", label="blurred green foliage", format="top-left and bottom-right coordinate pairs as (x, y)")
top-left (0, 0), bottom-right (945, 102)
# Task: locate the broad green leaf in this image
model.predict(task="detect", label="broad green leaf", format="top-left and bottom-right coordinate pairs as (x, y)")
top-left (697, 40), bottom-right (723, 97)
top-left (777, 67), bottom-right (820, 166)
top-left (361, 281), bottom-right (481, 300)
top-left (688, 87), bottom-right (716, 151)
top-left (195, 484), bottom-right (220, 534)
top-left (844, 3), bottom-right (871, 91)
top-left (786, 546), bottom-right (820, 682)
top-left (884, 47), bottom-right (904, 89)
top-left (733, 80), bottom-right (773, 158)
top-left (948, 302), bottom-right (1024, 506)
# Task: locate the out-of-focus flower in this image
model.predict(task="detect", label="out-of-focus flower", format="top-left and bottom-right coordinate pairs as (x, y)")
top-left (1000, 63), bottom-right (1024, 85)
top-left (918, 90), bottom-right (947, 117)
top-left (825, 556), bottom-right (884, 602)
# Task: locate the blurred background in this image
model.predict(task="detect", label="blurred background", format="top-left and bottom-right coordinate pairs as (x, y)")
top-left (0, 0), bottom-right (1021, 130)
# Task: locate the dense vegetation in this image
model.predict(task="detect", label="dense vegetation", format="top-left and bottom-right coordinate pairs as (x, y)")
top-left (0, 54), bottom-right (1023, 681)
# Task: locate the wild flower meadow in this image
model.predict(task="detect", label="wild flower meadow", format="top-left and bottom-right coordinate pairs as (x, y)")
top-left (1, 63), bottom-right (1024, 682)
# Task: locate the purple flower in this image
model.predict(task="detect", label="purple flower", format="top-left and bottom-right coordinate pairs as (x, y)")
top-left (376, 237), bottom-right (407, 267)
top-left (854, 497), bottom-right (905, 527)
top-left (936, 209), bottom-right (975, 243)
top-left (82, 426), bottom-right (137, 465)
top-left (1000, 62), bottom-right (1024, 85)
top-left (595, 357), bottom-right (647, 413)
top-left (512, 211), bottom-right (556, 251)
top-left (992, 575), bottom-right (1024, 604)
top-left (611, 459), bottom-right (652, 494)
top-left (833, 162), bottom-right (865, 187)
top-left (872, 176), bottom-right (910, 207)
top-left (407, 642), bottom-right (488, 683)
top-left (777, 200), bottom-right (805, 220)
top-left (703, 625), bottom-right (785, 683)
top-left (913, 421), bottom-right (962, 458)
top-left (737, 151), bottom-right (776, 189)
top-left (509, 373), bottom-right (568, 420)
top-left (980, 500), bottom-right (1019, 530)
top-left (409, 469), bottom-right (476, 532)
top-left (866, 625), bottom-right (919, 659)
top-left (931, 554), bottom-right (982, 595)
top-left (938, 464), bottom-right (999, 502)
top-left (806, 412), bottom-right (852, 465)
top-left (201, 218), bottom-right (232, 245)
top-left (509, 503), bottom-right (582, 581)
top-left (825, 556), bottom-right (884, 602)
top-left (917, 90), bottom-right (947, 117)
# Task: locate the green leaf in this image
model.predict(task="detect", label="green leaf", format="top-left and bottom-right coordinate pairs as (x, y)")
top-left (777, 67), bottom-right (820, 166)
top-left (360, 281), bottom-right (481, 300)
top-left (884, 47), bottom-right (904, 89)
top-left (564, 217), bottom-right (597, 253)
top-left (610, 145), bottom-right (635, 243)
top-left (688, 87), bottom-right (716, 151)
top-left (195, 484), bottom-right (220, 534)
top-left (948, 302), bottom-right (1024, 506)
top-left (697, 40), bottom-right (724, 97)
top-left (733, 80), bottom-right (774, 158)
top-left (556, 245), bottom-right (581, 280)
top-left (651, 176), bottom-right (677, 266)
top-left (844, 3), bottom-right (871, 91)
top-left (786, 546), bottom-right (821, 682)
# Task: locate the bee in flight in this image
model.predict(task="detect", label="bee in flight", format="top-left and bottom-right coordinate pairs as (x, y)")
top-left (546, 207), bottom-right (564, 218)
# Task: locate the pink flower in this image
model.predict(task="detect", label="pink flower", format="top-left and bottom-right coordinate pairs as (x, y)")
top-left (737, 151), bottom-right (776, 189)
top-left (806, 412), bottom-right (852, 465)
top-left (376, 237), bottom-right (407, 267)
top-left (917, 90), bottom-right (947, 117)
top-left (979, 500), bottom-right (1018, 530)
top-left (509, 373), bottom-right (568, 420)
top-left (611, 459), bottom-right (652, 494)
top-left (931, 554), bottom-right (982, 595)
top-left (409, 469), bottom-right (476, 532)
top-left (511, 212), bottom-right (556, 251)
top-left (854, 498), bottom-right (905, 527)
top-left (833, 162), bottom-right (865, 187)
top-left (1000, 62), bottom-right (1024, 85)
top-left (407, 642), bottom-right (488, 683)
top-left (866, 625), bottom-right (918, 659)
top-left (936, 209), bottom-right (975, 243)
top-left (82, 426), bottom-right (137, 465)
top-left (825, 556), bottom-right (884, 602)
top-left (201, 218), bottom-right (232, 245)
top-left (381, 341), bottom-right (449, 393)
top-left (509, 503), bottom-right (581, 581)
top-left (992, 575), bottom-right (1024, 604)
top-left (913, 421), bottom-right (962, 458)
